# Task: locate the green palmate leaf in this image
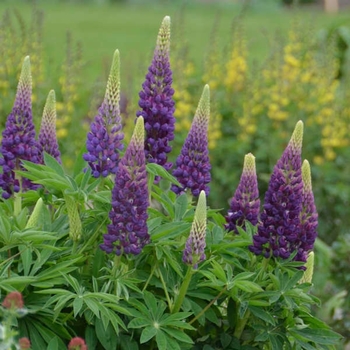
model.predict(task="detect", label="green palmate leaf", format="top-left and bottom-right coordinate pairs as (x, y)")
top-left (84, 298), bottom-right (100, 319)
top-left (151, 222), bottom-right (191, 241)
top-left (174, 193), bottom-right (188, 221)
top-left (0, 215), bottom-right (12, 244)
top-left (46, 336), bottom-right (60, 350)
top-left (85, 325), bottom-right (98, 350)
top-left (128, 317), bottom-right (152, 329)
top-left (234, 280), bottom-right (263, 293)
top-left (248, 306), bottom-right (276, 325)
top-left (44, 152), bottom-right (65, 177)
top-left (156, 330), bottom-right (168, 350)
top-left (160, 312), bottom-right (193, 326)
top-left (20, 244), bottom-right (32, 276)
top-left (289, 328), bottom-right (342, 345)
top-left (73, 145), bottom-right (88, 177)
top-left (36, 257), bottom-right (81, 281)
top-left (140, 326), bottom-right (158, 344)
top-left (162, 327), bottom-right (194, 344)
top-left (282, 270), bottom-right (305, 291)
top-left (73, 296), bottom-right (84, 317)
top-left (147, 163), bottom-right (181, 187)
top-left (96, 321), bottom-right (117, 350)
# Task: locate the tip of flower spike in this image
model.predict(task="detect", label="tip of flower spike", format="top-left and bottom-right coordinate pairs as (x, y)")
top-left (45, 89), bottom-right (56, 110)
top-left (302, 159), bottom-right (312, 192)
top-left (243, 153), bottom-right (256, 175)
top-left (104, 49), bottom-right (120, 109)
top-left (195, 85), bottom-right (210, 125)
top-left (133, 117), bottom-right (145, 149)
top-left (157, 16), bottom-right (171, 53)
top-left (25, 197), bottom-right (44, 228)
top-left (194, 190), bottom-right (207, 226)
top-left (17, 56), bottom-right (32, 97)
top-left (300, 251), bottom-right (314, 284)
top-left (289, 120), bottom-right (304, 153)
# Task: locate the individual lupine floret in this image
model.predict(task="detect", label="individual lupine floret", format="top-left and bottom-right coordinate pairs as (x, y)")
top-left (38, 90), bottom-right (61, 163)
top-left (296, 160), bottom-right (318, 262)
top-left (183, 190), bottom-right (207, 269)
top-left (136, 16), bottom-right (175, 172)
top-left (83, 49), bottom-right (124, 177)
top-left (225, 153), bottom-right (260, 234)
top-left (100, 117), bottom-right (149, 256)
top-left (0, 56), bottom-right (41, 199)
top-left (172, 85), bottom-right (211, 197)
top-left (250, 121), bottom-right (304, 260)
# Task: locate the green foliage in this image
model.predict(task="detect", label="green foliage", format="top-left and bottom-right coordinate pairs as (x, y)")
top-left (0, 153), bottom-right (343, 348)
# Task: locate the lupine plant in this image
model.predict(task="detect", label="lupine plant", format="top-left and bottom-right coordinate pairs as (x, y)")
top-left (0, 15), bottom-right (343, 350)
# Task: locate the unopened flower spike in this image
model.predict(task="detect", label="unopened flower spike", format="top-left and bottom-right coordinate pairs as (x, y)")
top-left (64, 194), bottom-right (82, 242)
top-left (136, 16), bottom-right (175, 173)
top-left (38, 90), bottom-right (61, 163)
top-left (297, 159), bottom-right (318, 262)
top-left (172, 84), bottom-right (211, 197)
top-left (26, 197), bottom-right (44, 228)
top-left (299, 251), bottom-right (315, 284)
top-left (84, 49), bottom-right (124, 177)
top-left (100, 116), bottom-right (150, 256)
top-left (250, 121), bottom-right (304, 261)
top-left (183, 190), bottom-right (207, 269)
top-left (225, 153), bottom-right (260, 234)
top-left (0, 56), bottom-right (41, 198)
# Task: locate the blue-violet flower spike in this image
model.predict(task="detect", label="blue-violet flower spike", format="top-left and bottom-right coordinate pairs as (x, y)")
top-left (183, 190), bottom-right (207, 269)
top-left (100, 116), bottom-right (150, 256)
top-left (38, 90), bottom-right (61, 163)
top-left (250, 121), bottom-right (304, 260)
top-left (83, 49), bottom-right (124, 177)
top-left (172, 84), bottom-right (211, 197)
top-left (225, 153), bottom-right (260, 234)
top-left (0, 56), bottom-right (41, 199)
top-left (296, 160), bottom-right (318, 262)
top-left (136, 16), bottom-right (175, 172)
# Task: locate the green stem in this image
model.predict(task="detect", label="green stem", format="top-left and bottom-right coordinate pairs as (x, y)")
top-left (77, 217), bottom-right (108, 255)
top-left (142, 263), bottom-right (157, 292)
top-left (112, 255), bottom-right (121, 295)
top-left (157, 266), bottom-right (173, 311)
top-left (172, 266), bottom-right (193, 314)
top-left (189, 285), bottom-right (227, 325)
top-left (14, 162), bottom-right (22, 217)
top-left (233, 309), bottom-right (251, 340)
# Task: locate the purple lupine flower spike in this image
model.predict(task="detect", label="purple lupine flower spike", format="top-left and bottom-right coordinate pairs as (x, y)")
top-left (100, 116), bottom-right (149, 256)
top-left (83, 49), bottom-right (124, 177)
top-left (225, 153), bottom-right (260, 234)
top-left (136, 16), bottom-right (175, 172)
top-left (250, 121), bottom-right (304, 260)
top-left (295, 160), bottom-right (318, 262)
top-left (183, 190), bottom-right (207, 269)
top-left (38, 90), bottom-right (61, 163)
top-left (172, 85), bottom-right (211, 197)
top-left (0, 56), bottom-right (41, 199)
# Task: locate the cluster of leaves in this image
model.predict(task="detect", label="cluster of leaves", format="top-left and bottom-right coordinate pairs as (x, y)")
top-left (0, 152), bottom-right (342, 349)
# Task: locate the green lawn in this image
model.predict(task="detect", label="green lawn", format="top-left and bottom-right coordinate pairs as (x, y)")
top-left (1, 0), bottom-right (349, 86)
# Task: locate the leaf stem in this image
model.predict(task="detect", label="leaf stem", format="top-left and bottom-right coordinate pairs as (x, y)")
top-left (142, 263), bottom-right (157, 292)
top-left (157, 266), bottom-right (173, 311)
top-left (189, 285), bottom-right (227, 325)
top-left (172, 266), bottom-right (193, 314)
top-left (233, 309), bottom-right (251, 339)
